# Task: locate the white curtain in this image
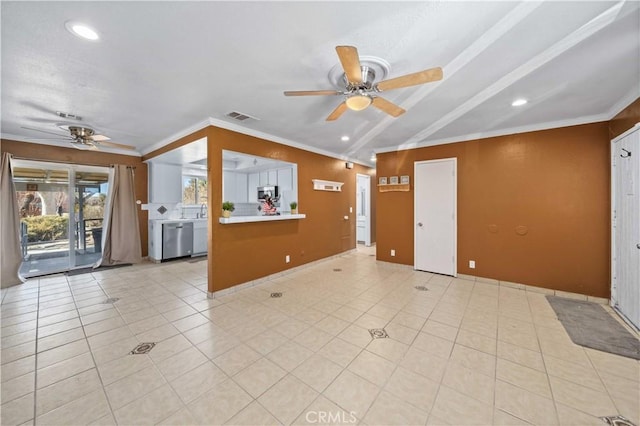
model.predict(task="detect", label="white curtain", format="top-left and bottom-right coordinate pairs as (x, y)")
top-left (1, 153), bottom-right (26, 287)
top-left (96, 165), bottom-right (142, 266)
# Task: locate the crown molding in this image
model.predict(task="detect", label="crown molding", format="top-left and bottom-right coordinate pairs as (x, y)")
top-left (141, 116), bottom-right (373, 168)
top-left (374, 113), bottom-right (610, 154)
top-left (607, 87), bottom-right (640, 119)
top-left (0, 133), bottom-right (142, 157)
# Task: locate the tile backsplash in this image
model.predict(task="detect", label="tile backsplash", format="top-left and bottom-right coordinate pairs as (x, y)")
top-left (144, 202), bottom-right (291, 219)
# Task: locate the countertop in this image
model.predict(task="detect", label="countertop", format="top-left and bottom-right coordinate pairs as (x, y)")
top-left (149, 218), bottom-right (208, 223)
top-left (219, 214), bottom-right (306, 224)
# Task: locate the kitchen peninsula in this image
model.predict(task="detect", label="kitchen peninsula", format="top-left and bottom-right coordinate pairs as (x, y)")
top-left (218, 213), bottom-right (305, 224)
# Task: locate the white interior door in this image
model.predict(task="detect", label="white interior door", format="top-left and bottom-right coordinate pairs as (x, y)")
top-left (414, 158), bottom-right (456, 276)
top-left (611, 125), bottom-right (640, 330)
top-left (356, 174), bottom-right (371, 246)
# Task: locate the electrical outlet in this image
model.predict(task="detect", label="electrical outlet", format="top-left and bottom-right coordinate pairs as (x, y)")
top-left (285, 255), bottom-right (290, 263)
top-left (391, 249), bottom-right (396, 256)
top-left (349, 207), bottom-right (353, 213)
top-left (469, 260), bottom-right (476, 269)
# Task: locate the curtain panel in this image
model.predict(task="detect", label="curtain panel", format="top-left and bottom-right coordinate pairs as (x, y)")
top-left (1, 153), bottom-right (25, 287)
top-left (97, 165), bottom-right (142, 266)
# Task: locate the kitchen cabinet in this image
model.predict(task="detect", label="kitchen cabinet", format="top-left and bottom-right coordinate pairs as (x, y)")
top-left (258, 170), bottom-right (277, 186)
top-left (149, 163), bottom-right (182, 203)
top-left (235, 173), bottom-right (248, 203)
top-left (226, 171), bottom-right (248, 202)
top-left (248, 173), bottom-right (259, 202)
top-left (148, 220), bottom-right (162, 262)
top-left (149, 219), bottom-right (207, 261)
top-left (223, 171), bottom-right (248, 203)
top-left (259, 171), bottom-right (268, 186)
top-left (192, 220), bottom-right (208, 256)
top-left (277, 168), bottom-right (293, 190)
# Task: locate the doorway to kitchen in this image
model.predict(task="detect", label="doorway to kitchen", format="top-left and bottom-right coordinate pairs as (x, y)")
top-left (12, 159), bottom-right (110, 278)
top-left (356, 174), bottom-right (372, 247)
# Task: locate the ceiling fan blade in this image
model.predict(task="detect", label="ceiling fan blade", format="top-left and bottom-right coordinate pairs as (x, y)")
top-left (326, 102), bottom-right (348, 121)
top-left (21, 126), bottom-right (70, 138)
top-left (376, 67), bottom-right (443, 91)
top-left (284, 90), bottom-right (341, 97)
top-left (70, 142), bottom-right (90, 150)
top-left (336, 46), bottom-right (363, 84)
top-left (94, 140), bottom-right (136, 150)
top-left (91, 134), bottom-right (111, 142)
top-left (371, 97), bottom-right (406, 117)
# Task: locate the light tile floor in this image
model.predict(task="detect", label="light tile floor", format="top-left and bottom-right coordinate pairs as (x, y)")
top-left (1, 246), bottom-right (638, 425)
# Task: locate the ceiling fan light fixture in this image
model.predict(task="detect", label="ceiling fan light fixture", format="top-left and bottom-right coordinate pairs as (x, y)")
top-left (345, 94), bottom-right (372, 111)
top-left (65, 21), bottom-right (99, 41)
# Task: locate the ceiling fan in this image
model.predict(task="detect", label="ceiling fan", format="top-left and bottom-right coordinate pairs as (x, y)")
top-left (22, 125), bottom-right (136, 151)
top-left (284, 45), bottom-right (443, 121)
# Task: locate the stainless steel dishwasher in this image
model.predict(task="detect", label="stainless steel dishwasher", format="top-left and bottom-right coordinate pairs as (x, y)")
top-left (162, 222), bottom-right (193, 260)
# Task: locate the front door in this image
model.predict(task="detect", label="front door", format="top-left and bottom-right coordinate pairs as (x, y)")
top-left (414, 158), bottom-right (457, 276)
top-left (611, 126), bottom-right (639, 329)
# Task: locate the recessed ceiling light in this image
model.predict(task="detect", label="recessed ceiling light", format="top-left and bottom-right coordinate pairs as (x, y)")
top-left (65, 21), bottom-right (99, 41)
top-left (512, 98), bottom-right (528, 107)
top-left (341, 136), bottom-right (350, 142)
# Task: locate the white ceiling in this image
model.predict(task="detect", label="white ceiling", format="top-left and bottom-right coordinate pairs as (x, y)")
top-left (2, 1), bottom-right (638, 166)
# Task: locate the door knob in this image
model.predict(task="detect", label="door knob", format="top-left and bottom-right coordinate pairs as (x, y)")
top-left (637, 243), bottom-right (640, 249)
top-left (417, 222), bottom-right (423, 227)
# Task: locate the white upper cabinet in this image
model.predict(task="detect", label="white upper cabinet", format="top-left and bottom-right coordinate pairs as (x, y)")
top-left (277, 168), bottom-right (293, 190)
top-left (248, 173), bottom-right (259, 202)
top-left (149, 163), bottom-right (182, 203)
top-left (223, 171), bottom-right (249, 202)
top-left (259, 171), bottom-right (269, 186)
top-left (235, 172), bottom-right (248, 203)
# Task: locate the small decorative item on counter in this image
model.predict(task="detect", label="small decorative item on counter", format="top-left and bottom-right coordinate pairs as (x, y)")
top-left (261, 195), bottom-right (279, 215)
top-left (290, 201), bottom-right (298, 215)
top-left (222, 201), bottom-right (234, 218)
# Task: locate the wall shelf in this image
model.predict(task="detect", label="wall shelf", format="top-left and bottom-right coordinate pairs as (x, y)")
top-left (312, 179), bottom-right (343, 192)
top-left (378, 183), bottom-right (410, 192)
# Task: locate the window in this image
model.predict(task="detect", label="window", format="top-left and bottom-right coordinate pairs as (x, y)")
top-left (182, 176), bottom-right (208, 205)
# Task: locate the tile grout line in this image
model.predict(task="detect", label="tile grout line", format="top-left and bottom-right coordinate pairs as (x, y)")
top-left (527, 290), bottom-right (562, 426)
top-left (71, 273), bottom-right (118, 424)
top-left (423, 276), bottom-right (474, 426)
top-left (29, 276), bottom-right (43, 426)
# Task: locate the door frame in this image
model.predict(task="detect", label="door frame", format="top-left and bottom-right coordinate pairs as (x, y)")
top-left (356, 173), bottom-right (372, 247)
top-left (414, 158), bottom-right (457, 276)
top-left (12, 158), bottom-right (109, 277)
top-left (610, 124), bottom-right (640, 329)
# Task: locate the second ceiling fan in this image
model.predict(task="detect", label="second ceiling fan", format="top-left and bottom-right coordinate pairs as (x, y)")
top-left (284, 46), bottom-right (443, 121)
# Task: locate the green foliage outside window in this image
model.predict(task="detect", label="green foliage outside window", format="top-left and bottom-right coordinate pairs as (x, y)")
top-left (22, 216), bottom-right (69, 242)
top-left (183, 176), bottom-right (208, 205)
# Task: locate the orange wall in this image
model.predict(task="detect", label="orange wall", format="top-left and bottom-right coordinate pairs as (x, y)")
top-left (610, 97), bottom-right (640, 139)
top-left (1, 139), bottom-right (149, 256)
top-left (143, 126), bottom-right (376, 293)
top-left (204, 127), bottom-right (375, 292)
top-left (375, 122), bottom-right (611, 297)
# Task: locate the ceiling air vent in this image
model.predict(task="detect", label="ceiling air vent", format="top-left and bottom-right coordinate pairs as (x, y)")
top-left (226, 111), bottom-right (259, 122)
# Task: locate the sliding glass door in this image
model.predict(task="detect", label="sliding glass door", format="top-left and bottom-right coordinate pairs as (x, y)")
top-left (12, 160), bottom-right (109, 278)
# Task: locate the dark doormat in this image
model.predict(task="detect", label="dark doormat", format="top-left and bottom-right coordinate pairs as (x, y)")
top-left (546, 296), bottom-right (640, 360)
top-left (65, 263), bottom-right (131, 276)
